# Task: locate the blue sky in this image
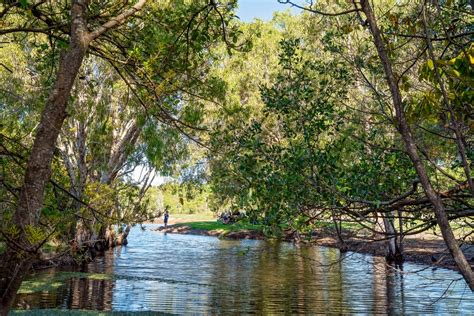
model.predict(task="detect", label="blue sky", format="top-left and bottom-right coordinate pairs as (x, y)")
top-left (236, 0), bottom-right (301, 22)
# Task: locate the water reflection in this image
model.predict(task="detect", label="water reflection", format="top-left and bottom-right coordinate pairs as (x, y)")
top-left (14, 225), bottom-right (474, 314)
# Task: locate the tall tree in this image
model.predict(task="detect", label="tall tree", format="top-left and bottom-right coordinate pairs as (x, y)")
top-left (0, 1), bottom-right (147, 312)
top-left (276, 0), bottom-right (474, 289)
top-left (1, 0), bottom-right (242, 311)
top-left (358, 0), bottom-right (473, 290)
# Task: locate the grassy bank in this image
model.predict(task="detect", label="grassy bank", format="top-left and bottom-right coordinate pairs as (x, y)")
top-left (169, 213), bottom-right (215, 222)
top-left (175, 221), bottom-right (262, 233)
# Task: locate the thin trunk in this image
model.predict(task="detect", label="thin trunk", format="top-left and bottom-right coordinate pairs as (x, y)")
top-left (382, 214), bottom-right (397, 259)
top-left (382, 212), bottom-right (402, 263)
top-left (398, 210), bottom-right (404, 255)
top-left (359, 0), bottom-right (474, 290)
top-left (62, 119), bottom-right (92, 254)
top-left (332, 211), bottom-right (344, 246)
top-left (421, 6), bottom-right (474, 197)
top-left (100, 120), bottom-right (140, 184)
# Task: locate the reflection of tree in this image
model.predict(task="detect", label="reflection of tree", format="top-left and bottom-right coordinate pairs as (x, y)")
top-left (322, 248), bottom-right (346, 314)
top-left (372, 258), bottom-right (407, 314)
top-left (14, 261), bottom-right (115, 311)
top-left (372, 256), bottom-right (388, 314)
top-left (66, 249), bottom-right (116, 310)
top-left (15, 234), bottom-right (473, 313)
top-left (208, 240), bottom-right (352, 313)
top-left (398, 267), bottom-right (407, 315)
top-left (207, 240), bottom-right (257, 313)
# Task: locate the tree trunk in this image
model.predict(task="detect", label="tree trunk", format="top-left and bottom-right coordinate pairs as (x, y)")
top-left (105, 225), bottom-right (116, 249)
top-left (331, 211), bottom-right (345, 246)
top-left (1, 0), bottom-right (147, 312)
top-left (382, 213), bottom-right (403, 263)
top-left (397, 210), bottom-right (404, 255)
top-left (0, 2), bottom-right (91, 313)
top-left (116, 225), bottom-right (132, 246)
top-left (360, 0), bottom-right (474, 290)
top-left (95, 121), bottom-right (140, 245)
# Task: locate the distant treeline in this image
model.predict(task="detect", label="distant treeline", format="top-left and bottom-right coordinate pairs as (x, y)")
top-left (147, 183), bottom-right (213, 215)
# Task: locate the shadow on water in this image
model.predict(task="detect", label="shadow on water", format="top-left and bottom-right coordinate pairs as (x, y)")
top-left (13, 225), bottom-right (474, 314)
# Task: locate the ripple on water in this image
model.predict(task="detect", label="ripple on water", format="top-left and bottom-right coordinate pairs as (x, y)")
top-left (13, 224), bottom-right (474, 314)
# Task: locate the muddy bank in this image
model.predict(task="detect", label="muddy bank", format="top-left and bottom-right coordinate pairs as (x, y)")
top-left (156, 224), bottom-right (474, 272)
top-left (311, 229), bottom-right (474, 271)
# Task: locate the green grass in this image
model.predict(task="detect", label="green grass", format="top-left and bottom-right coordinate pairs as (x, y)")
top-left (0, 242), bottom-right (5, 255)
top-left (175, 220), bottom-right (262, 232)
top-left (170, 213), bottom-right (215, 221)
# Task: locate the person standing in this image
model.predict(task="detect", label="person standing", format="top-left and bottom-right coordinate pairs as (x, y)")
top-left (164, 208), bottom-right (169, 229)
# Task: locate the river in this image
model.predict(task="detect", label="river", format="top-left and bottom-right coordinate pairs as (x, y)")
top-left (13, 225), bottom-right (474, 314)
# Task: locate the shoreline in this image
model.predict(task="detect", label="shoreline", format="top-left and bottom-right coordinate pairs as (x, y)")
top-left (28, 219), bottom-right (473, 273)
top-left (155, 224), bottom-right (474, 272)
top-left (155, 224), bottom-right (265, 240)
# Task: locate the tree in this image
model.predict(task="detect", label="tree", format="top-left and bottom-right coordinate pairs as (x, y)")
top-left (358, 0), bottom-right (473, 290)
top-left (207, 0), bottom-right (473, 289)
top-left (1, 0), bottom-right (243, 311)
top-left (276, 0), bottom-right (474, 289)
top-left (0, 1), bottom-right (147, 312)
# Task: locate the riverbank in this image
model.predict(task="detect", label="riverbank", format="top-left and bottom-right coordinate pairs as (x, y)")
top-left (156, 221), bottom-right (474, 272)
top-left (155, 221), bottom-right (265, 239)
top-left (311, 228), bottom-right (474, 270)
top-left (146, 213), bottom-right (215, 225)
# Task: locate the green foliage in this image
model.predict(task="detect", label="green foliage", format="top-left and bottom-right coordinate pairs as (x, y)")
top-left (0, 0), bottom-right (241, 256)
top-left (1, 0), bottom-right (473, 258)
top-left (209, 36), bottom-right (367, 235)
top-left (206, 1), bottom-right (473, 239)
top-left (148, 183), bottom-right (213, 215)
top-left (417, 44), bottom-right (474, 125)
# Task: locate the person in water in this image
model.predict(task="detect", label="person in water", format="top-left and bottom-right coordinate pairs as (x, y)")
top-left (163, 208), bottom-right (169, 229)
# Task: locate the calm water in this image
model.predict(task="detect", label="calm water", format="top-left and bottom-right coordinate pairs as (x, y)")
top-left (14, 225), bottom-right (474, 314)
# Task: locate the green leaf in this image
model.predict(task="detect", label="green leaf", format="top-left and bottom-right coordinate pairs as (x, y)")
top-left (427, 59), bottom-right (434, 70)
top-left (19, 0), bottom-right (29, 8)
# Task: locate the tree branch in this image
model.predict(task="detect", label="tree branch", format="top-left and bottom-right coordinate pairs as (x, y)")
top-left (87, 0), bottom-right (147, 41)
top-left (278, 0), bottom-right (360, 16)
